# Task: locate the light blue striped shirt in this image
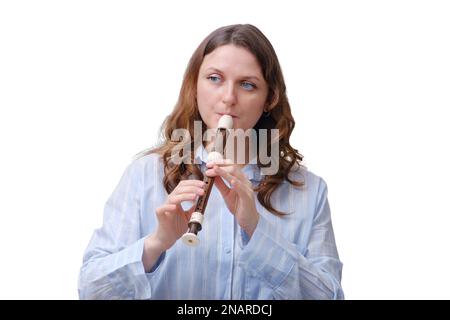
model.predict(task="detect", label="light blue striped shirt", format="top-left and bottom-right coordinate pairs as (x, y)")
top-left (78, 146), bottom-right (344, 299)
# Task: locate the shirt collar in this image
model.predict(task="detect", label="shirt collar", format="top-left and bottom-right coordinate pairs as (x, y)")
top-left (194, 144), bottom-right (263, 182)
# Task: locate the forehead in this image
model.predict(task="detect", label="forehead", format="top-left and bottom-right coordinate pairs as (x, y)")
top-left (200, 45), bottom-right (263, 75)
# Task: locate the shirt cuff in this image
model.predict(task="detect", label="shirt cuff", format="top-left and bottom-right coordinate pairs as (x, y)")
top-left (113, 237), bottom-right (147, 272)
top-left (238, 214), bottom-right (298, 289)
top-left (110, 237), bottom-right (152, 298)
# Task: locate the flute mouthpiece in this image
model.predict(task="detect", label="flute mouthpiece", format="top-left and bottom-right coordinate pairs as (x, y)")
top-left (217, 114), bottom-right (233, 129)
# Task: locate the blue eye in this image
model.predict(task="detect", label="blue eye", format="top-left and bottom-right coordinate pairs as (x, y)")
top-left (241, 82), bottom-right (256, 90)
top-left (207, 75), bottom-right (221, 83)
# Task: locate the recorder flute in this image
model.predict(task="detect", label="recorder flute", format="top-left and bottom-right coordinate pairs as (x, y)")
top-left (181, 114), bottom-right (233, 246)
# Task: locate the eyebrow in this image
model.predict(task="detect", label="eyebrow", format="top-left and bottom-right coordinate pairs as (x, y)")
top-left (205, 67), bottom-right (262, 82)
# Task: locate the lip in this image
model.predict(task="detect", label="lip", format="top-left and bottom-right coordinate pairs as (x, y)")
top-left (217, 113), bottom-right (238, 119)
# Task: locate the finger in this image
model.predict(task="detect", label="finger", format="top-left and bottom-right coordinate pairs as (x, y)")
top-left (211, 165), bottom-right (235, 185)
top-left (205, 163), bottom-right (245, 180)
top-left (178, 179), bottom-right (206, 188)
top-left (204, 168), bottom-right (219, 177)
top-left (156, 203), bottom-right (177, 216)
top-left (206, 158), bottom-right (234, 168)
top-left (212, 162), bottom-right (247, 179)
top-left (213, 164), bottom-right (247, 185)
top-left (167, 193), bottom-right (198, 205)
top-left (213, 165), bottom-right (253, 194)
top-left (213, 175), bottom-right (231, 197)
top-left (173, 186), bottom-right (205, 196)
top-left (184, 210), bottom-right (193, 221)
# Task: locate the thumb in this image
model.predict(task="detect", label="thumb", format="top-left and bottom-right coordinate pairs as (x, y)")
top-left (213, 176), bottom-right (231, 198)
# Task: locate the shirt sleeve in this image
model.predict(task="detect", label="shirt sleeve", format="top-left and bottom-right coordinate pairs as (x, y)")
top-left (78, 158), bottom-right (158, 300)
top-left (238, 178), bottom-right (344, 299)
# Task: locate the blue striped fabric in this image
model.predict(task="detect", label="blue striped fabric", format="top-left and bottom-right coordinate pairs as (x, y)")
top-left (78, 146), bottom-right (344, 299)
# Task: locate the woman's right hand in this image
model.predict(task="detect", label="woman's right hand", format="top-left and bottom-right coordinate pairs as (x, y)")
top-left (151, 179), bottom-right (206, 251)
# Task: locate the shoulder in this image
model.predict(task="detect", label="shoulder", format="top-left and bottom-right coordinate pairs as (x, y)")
top-left (287, 163), bottom-right (329, 203)
top-left (132, 152), bottom-right (163, 170)
top-left (122, 152), bottom-right (165, 183)
top-left (284, 165), bottom-right (331, 221)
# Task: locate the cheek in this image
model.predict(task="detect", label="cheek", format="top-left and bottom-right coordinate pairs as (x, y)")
top-left (197, 82), bottom-right (215, 110)
top-left (247, 95), bottom-right (266, 110)
top-left (196, 82), bottom-right (218, 128)
top-left (240, 97), bottom-right (265, 122)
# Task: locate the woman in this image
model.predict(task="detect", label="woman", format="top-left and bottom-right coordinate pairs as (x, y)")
top-left (78, 24), bottom-right (344, 299)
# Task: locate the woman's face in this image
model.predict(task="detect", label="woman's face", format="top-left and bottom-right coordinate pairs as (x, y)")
top-left (196, 44), bottom-right (269, 131)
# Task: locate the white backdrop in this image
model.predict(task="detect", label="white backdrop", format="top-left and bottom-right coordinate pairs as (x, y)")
top-left (1, 0), bottom-right (449, 299)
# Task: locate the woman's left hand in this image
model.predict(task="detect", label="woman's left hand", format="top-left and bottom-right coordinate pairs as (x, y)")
top-left (205, 159), bottom-right (259, 238)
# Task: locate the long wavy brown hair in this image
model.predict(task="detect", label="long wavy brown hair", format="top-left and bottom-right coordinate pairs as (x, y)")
top-left (137, 24), bottom-right (304, 215)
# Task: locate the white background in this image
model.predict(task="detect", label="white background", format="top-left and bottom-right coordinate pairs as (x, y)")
top-left (1, 0), bottom-right (449, 299)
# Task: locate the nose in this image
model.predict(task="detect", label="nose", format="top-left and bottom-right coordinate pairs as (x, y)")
top-left (221, 81), bottom-right (237, 107)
